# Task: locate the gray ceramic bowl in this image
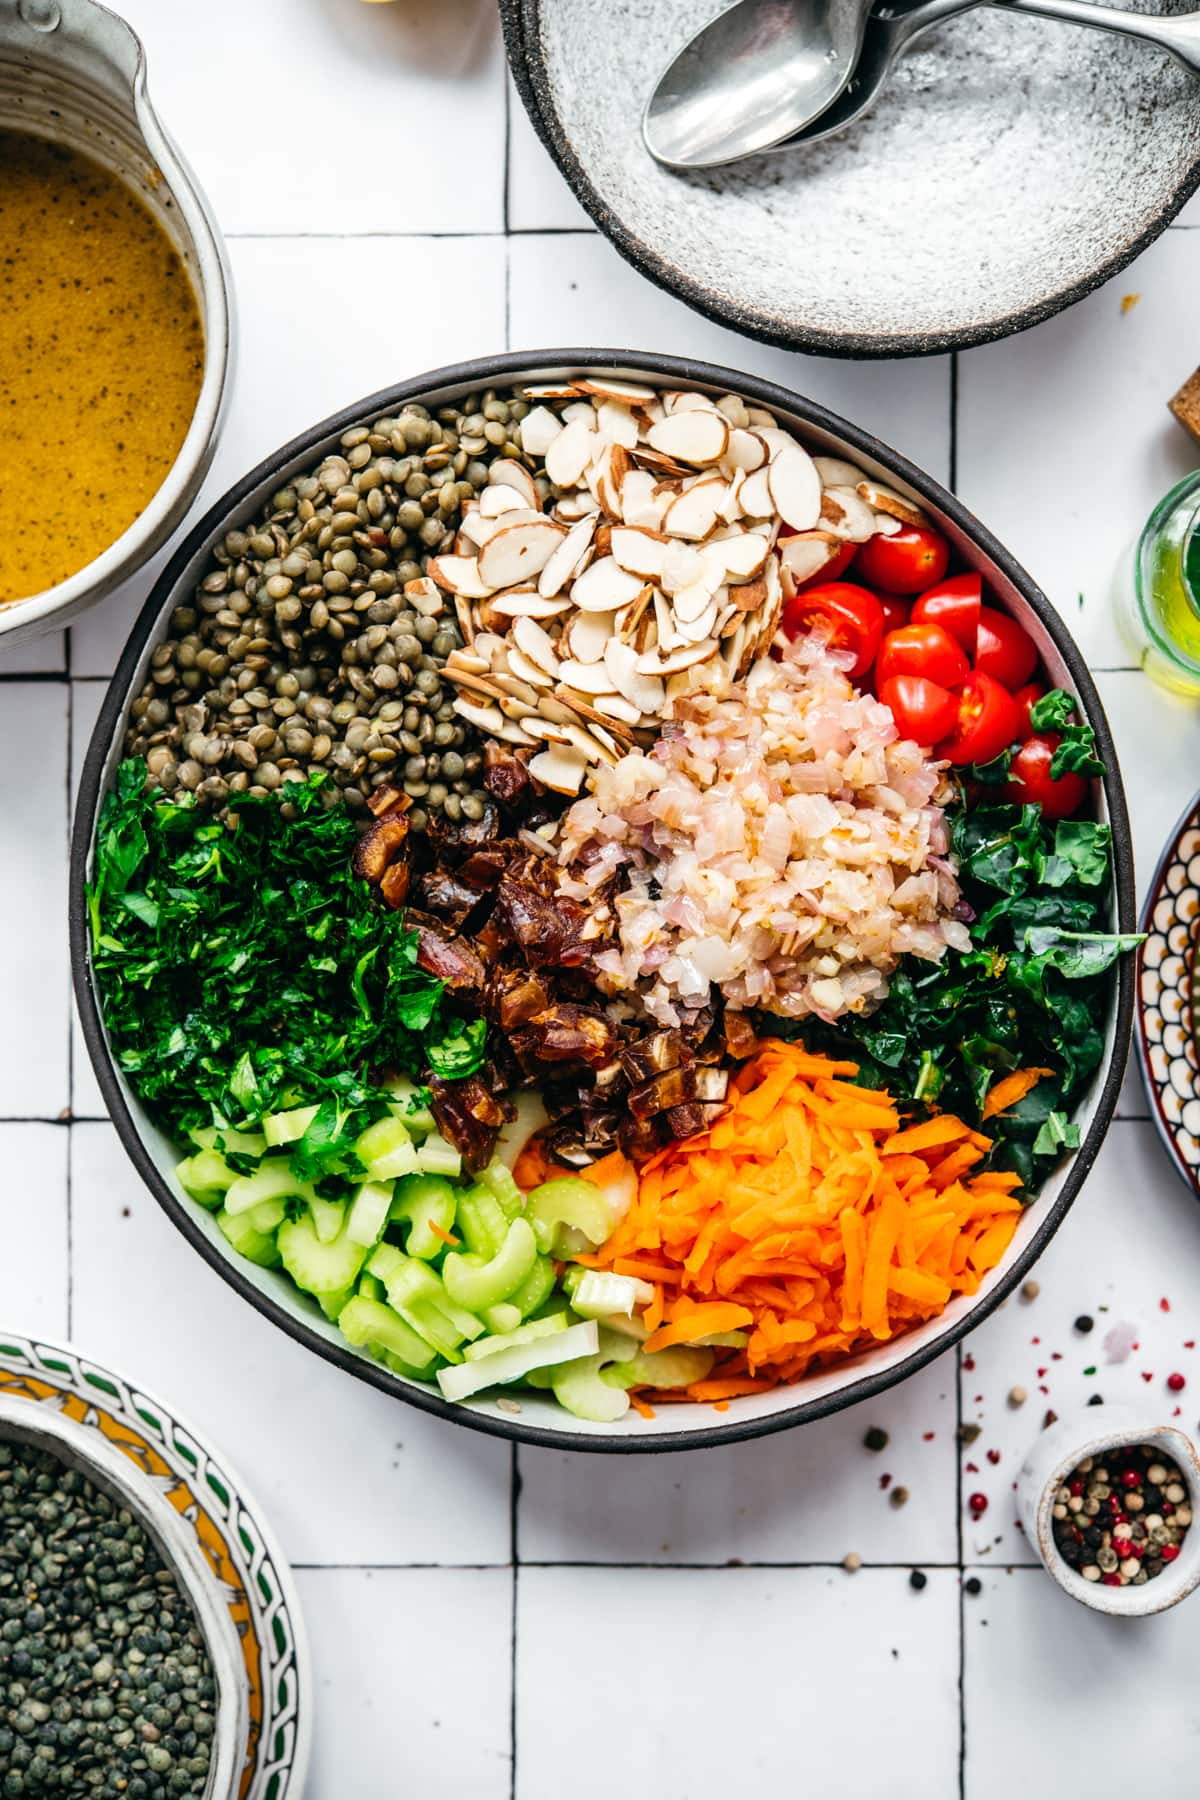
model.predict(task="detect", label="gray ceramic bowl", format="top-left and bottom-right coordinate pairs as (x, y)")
top-left (502, 0), bottom-right (1200, 356)
top-left (0, 1393), bottom-right (248, 1796)
top-left (0, 0), bottom-right (232, 646)
top-left (70, 350), bottom-right (1135, 1452)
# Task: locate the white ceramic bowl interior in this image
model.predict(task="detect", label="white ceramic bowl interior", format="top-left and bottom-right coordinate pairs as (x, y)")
top-left (0, 1391), bottom-right (249, 1795)
top-left (72, 354), bottom-right (1134, 1451)
top-left (1018, 1404), bottom-right (1200, 1617)
top-left (0, 0), bottom-right (232, 646)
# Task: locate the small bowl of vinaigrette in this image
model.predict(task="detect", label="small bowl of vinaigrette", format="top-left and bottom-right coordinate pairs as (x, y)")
top-left (0, 0), bottom-right (232, 647)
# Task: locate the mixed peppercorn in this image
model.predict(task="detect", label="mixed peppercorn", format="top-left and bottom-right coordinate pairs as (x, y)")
top-left (1051, 1443), bottom-right (1192, 1587)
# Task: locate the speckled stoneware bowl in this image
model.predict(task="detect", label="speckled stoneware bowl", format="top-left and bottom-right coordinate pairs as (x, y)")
top-left (0, 1391), bottom-right (248, 1797)
top-left (502, 0), bottom-right (1200, 356)
top-left (70, 351), bottom-right (1136, 1453)
top-left (1017, 1405), bottom-right (1200, 1616)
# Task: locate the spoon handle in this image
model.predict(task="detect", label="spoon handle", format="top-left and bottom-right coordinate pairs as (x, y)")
top-left (993, 0), bottom-right (1200, 70)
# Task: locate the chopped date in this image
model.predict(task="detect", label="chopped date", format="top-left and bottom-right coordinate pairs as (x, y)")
top-left (412, 868), bottom-right (487, 929)
top-left (351, 813), bottom-right (410, 883)
top-left (629, 1065), bottom-right (696, 1119)
top-left (482, 741), bottom-right (532, 805)
top-left (509, 1002), bottom-right (618, 1069)
top-left (428, 1074), bottom-right (513, 1173)
top-left (412, 919), bottom-right (486, 991)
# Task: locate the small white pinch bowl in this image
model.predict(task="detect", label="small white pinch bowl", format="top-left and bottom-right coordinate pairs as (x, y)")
top-left (1017, 1403), bottom-right (1200, 1618)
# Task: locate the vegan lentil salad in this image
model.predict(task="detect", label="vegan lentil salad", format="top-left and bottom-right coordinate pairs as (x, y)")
top-left (90, 380), bottom-right (1138, 1424)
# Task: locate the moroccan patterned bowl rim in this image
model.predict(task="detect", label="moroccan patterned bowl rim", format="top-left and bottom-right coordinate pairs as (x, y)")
top-left (69, 348), bottom-right (1135, 1452)
top-left (498, 0), bottom-right (1200, 359)
top-left (0, 1331), bottom-right (312, 1799)
top-left (1136, 787), bottom-right (1200, 1202)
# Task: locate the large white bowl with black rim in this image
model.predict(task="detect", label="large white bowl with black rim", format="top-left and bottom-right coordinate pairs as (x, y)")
top-left (70, 351), bottom-right (1136, 1452)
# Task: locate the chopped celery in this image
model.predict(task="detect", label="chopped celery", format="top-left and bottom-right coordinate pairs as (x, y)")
top-left (355, 1115), bottom-right (418, 1181)
top-left (216, 1207), bottom-right (281, 1269)
top-left (454, 1185), bottom-right (508, 1260)
top-left (414, 1135), bottom-right (462, 1178)
top-left (317, 1285), bottom-right (356, 1324)
top-left (385, 1074), bottom-right (436, 1137)
top-left (442, 1218), bottom-right (538, 1311)
top-left (598, 1312), bottom-right (648, 1343)
top-left (338, 1294), bottom-right (437, 1372)
top-left (463, 1311), bottom-right (572, 1362)
top-left (437, 1320), bottom-right (599, 1402)
top-left (569, 1270), bottom-right (654, 1320)
top-left (366, 1242), bottom-right (406, 1285)
top-left (190, 1124), bottom-right (267, 1160)
top-left (504, 1256), bottom-right (556, 1322)
top-left (245, 1196), bottom-right (286, 1235)
top-left (492, 1089), bottom-right (550, 1170)
top-left (525, 1178), bottom-right (612, 1256)
top-left (401, 1299), bottom-right (467, 1361)
top-left (262, 1103), bottom-right (319, 1148)
top-left (690, 1330), bottom-right (749, 1349)
top-left (607, 1344), bottom-right (715, 1389)
top-left (277, 1214), bottom-right (367, 1296)
top-left (357, 1272), bottom-right (386, 1303)
top-left (390, 1174), bottom-right (457, 1260)
top-left (382, 1350), bottom-right (440, 1381)
top-left (175, 1150), bottom-right (236, 1210)
top-left (550, 1325), bottom-right (636, 1423)
top-left (379, 1253), bottom-right (485, 1344)
top-left (224, 1159), bottom-right (317, 1218)
top-left (345, 1180), bottom-right (394, 1249)
top-left (478, 1158), bottom-right (523, 1220)
top-left (482, 1303), bottom-right (522, 1335)
top-left (309, 1194), bottom-right (346, 1246)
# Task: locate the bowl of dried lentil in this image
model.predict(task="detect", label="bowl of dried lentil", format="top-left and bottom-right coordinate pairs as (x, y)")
top-left (1018, 1406), bottom-right (1200, 1616)
top-left (0, 1393), bottom-right (248, 1796)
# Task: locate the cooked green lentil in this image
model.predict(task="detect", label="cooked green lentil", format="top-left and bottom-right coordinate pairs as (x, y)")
top-left (0, 1439), bottom-right (216, 1797)
top-left (125, 392), bottom-right (535, 828)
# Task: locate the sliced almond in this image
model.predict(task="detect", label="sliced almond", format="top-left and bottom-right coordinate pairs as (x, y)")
top-left (519, 715), bottom-right (574, 744)
top-left (513, 615), bottom-right (563, 680)
top-left (489, 591), bottom-right (573, 620)
top-left (487, 459), bottom-right (540, 510)
top-left (544, 417), bottom-right (596, 490)
top-left (518, 405), bottom-right (563, 459)
top-left (479, 483), bottom-right (534, 518)
top-left (821, 485), bottom-right (878, 543)
top-left (610, 524), bottom-right (670, 580)
top-left (630, 445), bottom-right (693, 480)
top-left (494, 719), bottom-right (540, 748)
top-left (660, 539), bottom-right (705, 596)
top-left (562, 722), bottom-right (615, 766)
top-left (568, 610), bottom-right (616, 663)
top-left (814, 455), bottom-right (868, 489)
top-left (674, 597), bottom-right (719, 644)
top-left (594, 400), bottom-right (639, 449)
top-left (718, 469), bottom-right (746, 524)
top-left (703, 530), bottom-right (769, 584)
top-left (746, 406), bottom-right (778, 430)
top-left (739, 466), bottom-right (774, 518)
top-left (538, 512), bottom-right (598, 598)
top-left (476, 518), bottom-right (565, 589)
top-left (521, 382), bottom-right (583, 400)
top-left (586, 720), bottom-right (622, 758)
top-left (856, 478), bottom-right (928, 527)
top-left (604, 638), bottom-right (665, 713)
top-left (673, 578), bottom-right (719, 625)
top-left (533, 692), bottom-right (581, 729)
top-left (575, 376), bottom-right (659, 406)
top-left (592, 442), bottom-right (630, 519)
top-left (873, 512), bottom-right (902, 537)
top-left (490, 668), bottom-right (543, 707)
top-left (529, 743), bottom-right (590, 796)
top-left (654, 589), bottom-right (680, 653)
top-left (592, 692), bottom-right (643, 726)
top-left (779, 532), bottom-right (841, 589)
top-left (767, 444), bottom-right (821, 532)
top-left (556, 658), bottom-right (616, 696)
top-left (620, 468), bottom-right (661, 530)
top-left (663, 478), bottom-right (726, 542)
top-left (553, 491), bottom-right (601, 524)
top-left (724, 428), bottom-right (768, 474)
top-left (730, 574), bottom-right (768, 614)
top-left (616, 583), bottom-right (654, 645)
top-left (557, 691), bottom-right (638, 743)
top-left (716, 393), bottom-right (750, 429)
top-left (570, 556), bottom-right (645, 613)
top-left (637, 640), bottom-right (717, 676)
top-left (563, 401), bottom-right (598, 429)
top-left (646, 408), bottom-right (729, 467)
top-left (427, 554), bottom-right (494, 599)
top-left (506, 646), bottom-right (556, 690)
top-left (453, 696), bottom-right (504, 733)
top-left (445, 648), bottom-right (490, 676)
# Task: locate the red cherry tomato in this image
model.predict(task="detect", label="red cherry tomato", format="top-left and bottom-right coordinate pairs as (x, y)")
top-left (1012, 681), bottom-right (1046, 738)
top-left (879, 675), bottom-right (959, 745)
top-left (855, 524), bottom-right (951, 596)
top-left (911, 573), bottom-right (982, 654)
top-left (975, 607), bottom-right (1038, 689)
top-left (780, 581), bottom-right (883, 678)
top-left (1004, 733), bottom-right (1088, 819)
top-left (878, 592), bottom-right (910, 634)
top-left (938, 671), bottom-right (1022, 766)
top-left (876, 621), bottom-right (971, 691)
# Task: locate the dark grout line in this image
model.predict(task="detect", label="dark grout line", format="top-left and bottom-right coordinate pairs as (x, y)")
top-left (287, 1557), bottom-right (982, 1571)
top-left (502, 76), bottom-right (512, 238)
top-left (510, 1444), bottom-right (520, 1800)
top-left (956, 1343), bottom-right (966, 1799)
top-left (221, 227), bottom-right (598, 241)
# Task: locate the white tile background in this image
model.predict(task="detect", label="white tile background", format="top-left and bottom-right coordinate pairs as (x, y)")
top-left (5, 2), bottom-right (1200, 1791)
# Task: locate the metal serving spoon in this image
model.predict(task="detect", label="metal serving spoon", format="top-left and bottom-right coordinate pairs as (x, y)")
top-left (780, 0), bottom-right (1200, 149)
top-left (644, 0), bottom-right (1200, 168)
top-left (641, 0), bottom-right (878, 170)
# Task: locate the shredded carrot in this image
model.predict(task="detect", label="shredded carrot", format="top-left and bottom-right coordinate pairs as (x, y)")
top-left (427, 1220), bottom-right (461, 1248)
top-left (513, 1139), bottom-right (558, 1192)
top-left (982, 1068), bottom-right (1055, 1120)
top-left (579, 1042), bottom-right (1029, 1405)
top-left (627, 1394), bottom-right (657, 1421)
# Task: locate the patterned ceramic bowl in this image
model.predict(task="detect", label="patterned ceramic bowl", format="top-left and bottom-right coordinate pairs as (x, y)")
top-left (1137, 792), bottom-right (1200, 1197)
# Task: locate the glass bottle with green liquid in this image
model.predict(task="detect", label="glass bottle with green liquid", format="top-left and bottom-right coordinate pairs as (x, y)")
top-left (1116, 471), bottom-right (1200, 694)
